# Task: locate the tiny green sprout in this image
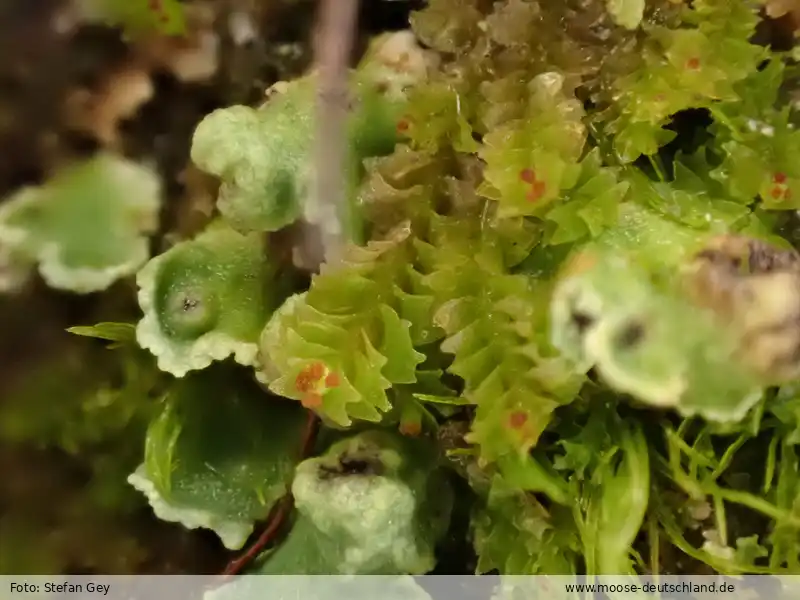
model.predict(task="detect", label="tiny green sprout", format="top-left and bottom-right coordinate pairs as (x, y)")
top-left (136, 221), bottom-right (286, 377)
top-left (0, 153), bottom-right (161, 294)
top-left (550, 250), bottom-right (765, 423)
top-left (190, 31), bottom-right (431, 239)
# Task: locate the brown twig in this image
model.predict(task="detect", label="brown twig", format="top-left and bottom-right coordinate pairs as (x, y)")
top-left (298, 0), bottom-right (360, 271)
top-left (299, 407), bottom-right (321, 458)
top-left (221, 495), bottom-right (293, 576)
top-left (221, 410), bottom-right (319, 576)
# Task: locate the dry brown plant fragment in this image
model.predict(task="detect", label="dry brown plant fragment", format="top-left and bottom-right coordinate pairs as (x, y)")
top-left (62, 1), bottom-right (220, 148)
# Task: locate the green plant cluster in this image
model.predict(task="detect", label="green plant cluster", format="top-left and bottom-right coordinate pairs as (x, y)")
top-left (71, 0), bottom-right (800, 577)
top-left (0, 154), bottom-right (162, 294)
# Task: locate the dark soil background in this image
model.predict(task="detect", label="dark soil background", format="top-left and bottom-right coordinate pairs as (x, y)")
top-left (0, 0), bottom-right (422, 575)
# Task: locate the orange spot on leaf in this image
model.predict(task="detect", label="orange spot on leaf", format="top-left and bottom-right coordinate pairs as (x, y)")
top-left (295, 362), bottom-right (326, 393)
top-left (324, 372), bottom-right (340, 388)
top-left (526, 180), bottom-right (547, 202)
top-left (397, 119), bottom-right (409, 133)
top-left (294, 373), bottom-right (313, 393)
top-left (686, 57), bottom-right (701, 70)
top-left (508, 410), bottom-right (528, 430)
top-left (301, 393), bottom-right (323, 409)
top-left (520, 168), bottom-right (536, 183)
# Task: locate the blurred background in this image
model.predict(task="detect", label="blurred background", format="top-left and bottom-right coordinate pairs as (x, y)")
top-left (0, 0), bottom-right (422, 575)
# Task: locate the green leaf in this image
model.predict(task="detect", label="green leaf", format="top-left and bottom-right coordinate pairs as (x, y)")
top-left (258, 226), bottom-right (430, 426)
top-left (128, 365), bottom-right (308, 549)
top-left (627, 166), bottom-right (751, 232)
top-left (772, 385), bottom-right (800, 445)
top-left (191, 32), bottom-right (428, 239)
top-left (497, 452), bottom-right (570, 506)
top-left (253, 430), bottom-right (453, 574)
top-left (190, 95), bottom-right (309, 234)
top-left (578, 417), bottom-right (650, 574)
top-left (413, 393), bottom-right (470, 406)
top-left (589, 202), bottom-right (709, 271)
top-left (478, 72), bottom-right (586, 218)
top-left (471, 474), bottom-right (580, 574)
top-left (67, 322), bottom-right (137, 346)
top-left (550, 250), bottom-right (766, 422)
top-left (545, 150), bottom-right (628, 246)
top-left (136, 221), bottom-right (288, 377)
top-left (0, 153), bottom-right (161, 293)
top-left (734, 535), bottom-right (769, 566)
top-left (710, 107), bottom-right (800, 210)
top-left (606, 0), bottom-right (765, 163)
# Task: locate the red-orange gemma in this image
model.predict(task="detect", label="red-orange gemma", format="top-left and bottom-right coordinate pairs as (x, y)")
top-left (324, 372), bottom-right (340, 388)
top-left (774, 172), bottom-right (787, 184)
top-left (397, 119), bottom-right (409, 133)
top-left (295, 362), bottom-right (326, 393)
top-left (785, 189), bottom-right (793, 201)
top-left (508, 410), bottom-right (528, 430)
top-left (520, 168), bottom-right (536, 183)
top-left (771, 186), bottom-right (784, 200)
top-left (686, 57), bottom-right (701, 70)
top-left (301, 393), bottom-right (323, 409)
top-left (526, 180), bottom-right (547, 202)
top-left (294, 372), bottom-right (313, 393)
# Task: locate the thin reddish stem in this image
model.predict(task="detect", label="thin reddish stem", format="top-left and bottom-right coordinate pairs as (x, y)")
top-left (299, 409), bottom-right (320, 457)
top-left (221, 496), bottom-right (293, 576)
top-left (221, 410), bottom-right (319, 576)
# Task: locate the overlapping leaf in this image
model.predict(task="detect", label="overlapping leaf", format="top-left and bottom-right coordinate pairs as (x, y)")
top-left (136, 221), bottom-right (287, 377)
top-left (128, 366), bottom-right (307, 549)
top-left (257, 224), bottom-right (433, 426)
top-left (0, 154), bottom-right (161, 293)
